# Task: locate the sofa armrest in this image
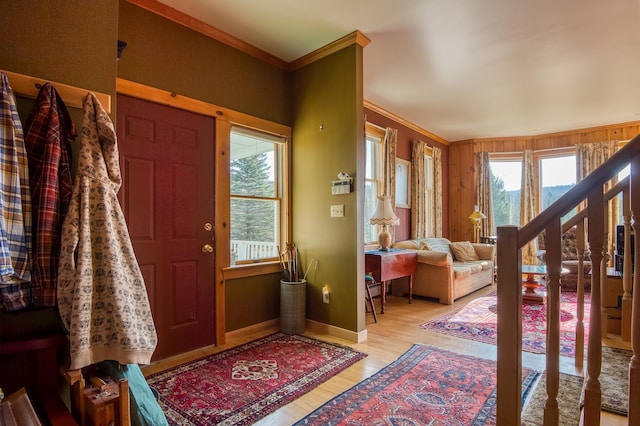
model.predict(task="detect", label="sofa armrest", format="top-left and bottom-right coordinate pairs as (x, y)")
top-left (472, 243), bottom-right (496, 261)
top-left (416, 250), bottom-right (452, 266)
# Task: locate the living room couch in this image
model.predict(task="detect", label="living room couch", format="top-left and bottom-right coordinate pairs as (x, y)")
top-left (391, 238), bottom-right (496, 305)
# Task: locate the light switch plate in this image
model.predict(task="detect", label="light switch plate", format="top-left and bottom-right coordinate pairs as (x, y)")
top-left (330, 204), bottom-right (345, 217)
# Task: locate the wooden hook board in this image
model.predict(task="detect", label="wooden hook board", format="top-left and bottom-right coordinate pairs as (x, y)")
top-left (1, 69), bottom-right (111, 114)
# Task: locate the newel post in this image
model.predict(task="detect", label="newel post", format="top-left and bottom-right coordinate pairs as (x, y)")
top-left (496, 225), bottom-right (522, 424)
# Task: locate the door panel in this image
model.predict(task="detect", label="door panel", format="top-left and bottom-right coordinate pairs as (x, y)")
top-left (117, 94), bottom-right (215, 360)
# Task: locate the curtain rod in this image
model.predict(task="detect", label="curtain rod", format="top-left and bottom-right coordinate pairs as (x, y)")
top-left (1, 69), bottom-right (111, 114)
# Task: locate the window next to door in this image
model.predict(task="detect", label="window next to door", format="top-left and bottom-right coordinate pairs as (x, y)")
top-left (230, 126), bottom-right (286, 265)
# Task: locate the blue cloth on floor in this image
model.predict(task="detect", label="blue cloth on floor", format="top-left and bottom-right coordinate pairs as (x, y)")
top-left (101, 361), bottom-right (168, 426)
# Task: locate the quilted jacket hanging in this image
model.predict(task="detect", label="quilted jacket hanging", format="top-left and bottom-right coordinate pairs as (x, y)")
top-left (57, 92), bottom-right (157, 370)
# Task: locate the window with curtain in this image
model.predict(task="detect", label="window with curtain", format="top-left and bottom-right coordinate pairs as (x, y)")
top-left (490, 149), bottom-right (579, 231)
top-left (365, 123), bottom-right (385, 245)
top-left (230, 126), bottom-right (285, 264)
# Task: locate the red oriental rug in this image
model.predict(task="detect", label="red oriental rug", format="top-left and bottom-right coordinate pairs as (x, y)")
top-left (420, 291), bottom-right (590, 357)
top-left (146, 333), bottom-right (367, 425)
top-left (295, 345), bottom-right (540, 425)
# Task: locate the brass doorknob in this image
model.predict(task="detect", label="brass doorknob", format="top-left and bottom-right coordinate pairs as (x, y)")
top-left (202, 244), bottom-right (213, 253)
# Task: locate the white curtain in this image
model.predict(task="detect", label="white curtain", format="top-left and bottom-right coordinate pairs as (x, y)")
top-left (411, 140), bottom-right (427, 239)
top-left (576, 140), bottom-right (619, 255)
top-left (477, 152), bottom-right (494, 237)
top-left (432, 146), bottom-right (443, 237)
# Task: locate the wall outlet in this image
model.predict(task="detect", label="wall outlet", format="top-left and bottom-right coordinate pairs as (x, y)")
top-left (322, 286), bottom-right (330, 304)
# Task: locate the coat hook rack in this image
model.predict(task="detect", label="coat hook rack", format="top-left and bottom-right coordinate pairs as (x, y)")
top-left (1, 69), bottom-right (111, 113)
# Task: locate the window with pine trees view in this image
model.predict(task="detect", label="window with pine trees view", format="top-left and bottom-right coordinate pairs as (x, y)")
top-left (490, 160), bottom-right (522, 229)
top-left (230, 127), bottom-right (284, 264)
top-left (489, 154), bottom-right (576, 233)
top-left (539, 155), bottom-right (576, 216)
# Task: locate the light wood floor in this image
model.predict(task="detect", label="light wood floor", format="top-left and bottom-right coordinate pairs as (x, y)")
top-left (143, 283), bottom-right (629, 425)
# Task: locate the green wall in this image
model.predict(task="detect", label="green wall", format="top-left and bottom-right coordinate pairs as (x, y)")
top-left (225, 273), bottom-right (281, 330)
top-left (0, 0), bottom-right (118, 100)
top-left (118, 1), bottom-right (290, 126)
top-left (292, 46), bottom-right (365, 332)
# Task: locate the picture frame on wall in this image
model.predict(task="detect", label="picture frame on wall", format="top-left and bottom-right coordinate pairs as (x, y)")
top-left (395, 158), bottom-right (411, 208)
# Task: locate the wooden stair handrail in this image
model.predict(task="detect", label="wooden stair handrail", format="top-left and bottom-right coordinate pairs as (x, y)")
top-left (517, 133), bottom-right (640, 246)
top-left (560, 175), bottom-right (628, 232)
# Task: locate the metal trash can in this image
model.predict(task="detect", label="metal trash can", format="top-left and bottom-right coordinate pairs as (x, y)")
top-left (280, 279), bottom-right (306, 334)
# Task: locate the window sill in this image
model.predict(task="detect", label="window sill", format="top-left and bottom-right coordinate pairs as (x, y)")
top-left (222, 261), bottom-right (282, 280)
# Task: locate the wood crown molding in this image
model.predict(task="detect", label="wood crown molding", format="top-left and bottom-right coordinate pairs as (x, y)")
top-left (462, 120), bottom-right (640, 144)
top-left (126, 1), bottom-right (370, 72)
top-left (126, 0), bottom-right (288, 69)
top-left (287, 31), bottom-right (371, 71)
top-left (364, 100), bottom-right (449, 145)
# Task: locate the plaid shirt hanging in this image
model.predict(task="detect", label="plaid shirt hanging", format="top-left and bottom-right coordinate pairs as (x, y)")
top-left (0, 72), bottom-right (33, 311)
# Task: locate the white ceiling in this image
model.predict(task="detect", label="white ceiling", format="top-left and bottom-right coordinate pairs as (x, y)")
top-left (157, 0), bottom-right (640, 141)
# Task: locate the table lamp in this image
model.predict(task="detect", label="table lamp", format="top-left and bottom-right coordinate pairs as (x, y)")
top-left (468, 206), bottom-right (486, 243)
top-left (370, 195), bottom-right (400, 251)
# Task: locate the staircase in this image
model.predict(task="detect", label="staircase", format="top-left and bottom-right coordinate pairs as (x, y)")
top-left (495, 133), bottom-right (640, 425)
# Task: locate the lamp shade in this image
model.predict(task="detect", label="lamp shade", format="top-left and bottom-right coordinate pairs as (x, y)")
top-left (468, 210), bottom-right (486, 221)
top-left (370, 195), bottom-right (400, 226)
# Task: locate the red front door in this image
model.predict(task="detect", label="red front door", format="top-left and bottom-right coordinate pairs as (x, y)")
top-left (116, 94), bottom-right (216, 360)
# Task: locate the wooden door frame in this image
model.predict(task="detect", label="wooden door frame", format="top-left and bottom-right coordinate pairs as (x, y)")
top-left (116, 78), bottom-right (292, 346)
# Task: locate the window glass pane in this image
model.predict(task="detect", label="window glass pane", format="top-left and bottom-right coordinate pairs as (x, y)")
top-left (490, 160), bottom-right (521, 228)
top-left (364, 181), bottom-right (378, 243)
top-left (618, 165), bottom-right (630, 224)
top-left (231, 134), bottom-right (275, 197)
top-left (540, 155), bottom-right (576, 210)
top-left (365, 136), bottom-right (378, 180)
top-left (364, 133), bottom-right (382, 245)
top-left (230, 198), bottom-right (279, 262)
top-left (230, 127), bottom-right (283, 263)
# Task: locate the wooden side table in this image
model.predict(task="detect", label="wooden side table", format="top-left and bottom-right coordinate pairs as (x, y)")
top-left (365, 249), bottom-right (418, 313)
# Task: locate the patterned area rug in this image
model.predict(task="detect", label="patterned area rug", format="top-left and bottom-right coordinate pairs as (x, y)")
top-left (585, 345), bottom-right (632, 416)
top-left (420, 292), bottom-right (590, 357)
top-left (522, 345), bottom-right (632, 424)
top-left (146, 333), bottom-right (367, 426)
top-left (522, 372), bottom-right (584, 425)
top-left (295, 344), bottom-right (540, 425)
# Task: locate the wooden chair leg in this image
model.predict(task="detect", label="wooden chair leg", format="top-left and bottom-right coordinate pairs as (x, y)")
top-left (365, 280), bottom-right (377, 323)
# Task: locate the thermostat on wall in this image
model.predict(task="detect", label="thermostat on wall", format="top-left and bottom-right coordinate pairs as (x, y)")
top-left (332, 179), bottom-right (351, 195)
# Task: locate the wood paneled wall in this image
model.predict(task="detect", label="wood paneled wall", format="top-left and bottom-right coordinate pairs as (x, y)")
top-left (448, 121), bottom-right (640, 242)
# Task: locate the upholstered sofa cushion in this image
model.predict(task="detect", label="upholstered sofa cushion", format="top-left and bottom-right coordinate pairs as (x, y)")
top-left (392, 239), bottom-right (421, 250)
top-left (450, 241), bottom-right (480, 262)
top-left (424, 238), bottom-right (454, 255)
